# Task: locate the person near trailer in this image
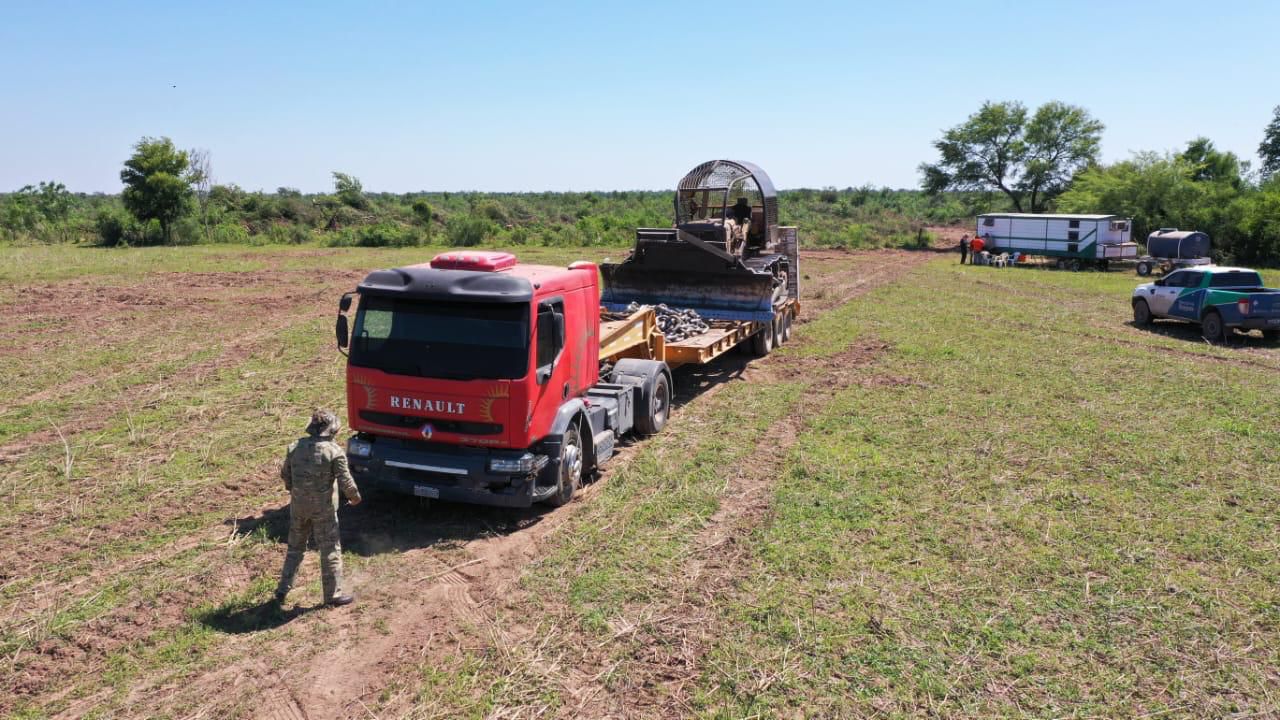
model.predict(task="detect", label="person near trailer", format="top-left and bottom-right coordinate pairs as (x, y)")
top-left (959, 234), bottom-right (970, 264)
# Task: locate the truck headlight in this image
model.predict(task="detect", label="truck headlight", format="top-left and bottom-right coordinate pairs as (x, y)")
top-left (347, 438), bottom-right (372, 458)
top-left (488, 453), bottom-right (545, 475)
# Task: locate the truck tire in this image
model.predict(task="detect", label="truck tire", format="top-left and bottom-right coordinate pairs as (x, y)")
top-left (613, 358), bottom-right (671, 437)
top-left (750, 322), bottom-right (774, 357)
top-left (781, 312), bottom-right (793, 343)
top-left (1201, 310), bottom-right (1225, 343)
top-left (1133, 299), bottom-right (1152, 326)
top-left (1136, 261), bottom-right (1152, 277)
top-left (772, 314), bottom-right (785, 347)
top-left (543, 423), bottom-right (583, 507)
top-left (1264, 329), bottom-right (1279, 343)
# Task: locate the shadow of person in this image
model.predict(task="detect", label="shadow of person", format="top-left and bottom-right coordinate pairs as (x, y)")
top-left (200, 598), bottom-right (321, 634)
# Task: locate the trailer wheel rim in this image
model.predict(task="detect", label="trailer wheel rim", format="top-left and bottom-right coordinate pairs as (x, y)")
top-left (651, 376), bottom-right (669, 428)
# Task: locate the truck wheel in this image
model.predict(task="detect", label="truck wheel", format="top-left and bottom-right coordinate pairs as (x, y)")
top-left (1133, 299), bottom-right (1152, 326)
top-left (750, 322), bottom-right (774, 357)
top-left (772, 314), bottom-right (785, 347)
top-left (614, 358), bottom-right (671, 437)
top-left (1201, 311), bottom-right (1225, 343)
top-left (781, 312), bottom-right (793, 343)
top-left (1136, 261), bottom-right (1152, 277)
top-left (635, 371), bottom-right (670, 436)
top-left (1264, 329), bottom-right (1279, 343)
top-left (543, 423), bottom-right (583, 507)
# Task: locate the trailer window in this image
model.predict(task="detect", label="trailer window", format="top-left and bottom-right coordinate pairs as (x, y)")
top-left (1068, 220), bottom-right (1080, 229)
top-left (350, 297), bottom-right (530, 380)
top-left (982, 217), bottom-right (995, 227)
top-left (1209, 271), bottom-right (1262, 288)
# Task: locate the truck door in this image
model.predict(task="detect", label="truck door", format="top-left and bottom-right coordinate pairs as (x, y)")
top-left (1148, 271), bottom-right (1187, 316)
top-left (530, 298), bottom-right (569, 435)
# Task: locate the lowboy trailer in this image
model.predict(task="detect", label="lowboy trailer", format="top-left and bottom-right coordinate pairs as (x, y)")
top-left (334, 161), bottom-right (798, 508)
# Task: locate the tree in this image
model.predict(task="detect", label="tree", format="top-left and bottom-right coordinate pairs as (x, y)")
top-left (1180, 137), bottom-right (1242, 186)
top-left (120, 137), bottom-right (192, 243)
top-left (1259, 105), bottom-right (1280, 181)
top-left (920, 100), bottom-right (1103, 212)
top-left (332, 172), bottom-right (367, 210)
top-left (188, 148), bottom-right (213, 242)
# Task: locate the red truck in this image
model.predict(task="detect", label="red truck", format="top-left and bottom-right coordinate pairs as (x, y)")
top-left (334, 161), bottom-right (799, 507)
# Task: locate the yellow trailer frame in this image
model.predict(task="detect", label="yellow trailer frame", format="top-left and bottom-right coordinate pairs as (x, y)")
top-left (598, 300), bottom-right (799, 369)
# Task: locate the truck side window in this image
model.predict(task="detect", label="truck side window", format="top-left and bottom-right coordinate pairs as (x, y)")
top-left (536, 300), bottom-right (564, 371)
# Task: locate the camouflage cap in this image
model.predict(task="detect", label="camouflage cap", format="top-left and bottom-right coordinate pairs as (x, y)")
top-left (306, 409), bottom-right (341, 437)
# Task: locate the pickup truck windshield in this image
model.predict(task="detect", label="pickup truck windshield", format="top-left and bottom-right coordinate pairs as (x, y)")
top-left (1209, 271), bottom-right (1263, 288)
top-left (350, 297), bottom-right (529, 380)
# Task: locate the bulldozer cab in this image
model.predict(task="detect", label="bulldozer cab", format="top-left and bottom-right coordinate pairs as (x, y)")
top-left (675, 160), bottom-right (777, 255)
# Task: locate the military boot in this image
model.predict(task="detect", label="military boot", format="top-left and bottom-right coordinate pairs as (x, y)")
top-left (326, 594), bottom-right (355, 607)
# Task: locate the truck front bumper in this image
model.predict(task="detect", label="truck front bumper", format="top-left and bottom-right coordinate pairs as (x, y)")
top-left (348, 437), bottom-right (549, 508)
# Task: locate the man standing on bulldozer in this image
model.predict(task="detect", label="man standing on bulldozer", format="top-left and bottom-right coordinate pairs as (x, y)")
top-left (274, 409), bottom-right (362, 607)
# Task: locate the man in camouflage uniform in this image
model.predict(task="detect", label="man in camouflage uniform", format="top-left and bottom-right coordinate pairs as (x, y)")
top-left (274, 409), bottom-right (362, 606)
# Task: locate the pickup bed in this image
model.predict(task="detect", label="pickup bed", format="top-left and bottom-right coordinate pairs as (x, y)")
top-left (1132, 266), bottom-right (1280, 341)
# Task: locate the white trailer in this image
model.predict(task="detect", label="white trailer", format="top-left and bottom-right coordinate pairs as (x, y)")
top-left (975, 213), bottom-right (1138, 270)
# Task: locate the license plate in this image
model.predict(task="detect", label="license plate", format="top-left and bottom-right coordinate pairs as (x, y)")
top-left (413, 485), bottom-right (440, 499)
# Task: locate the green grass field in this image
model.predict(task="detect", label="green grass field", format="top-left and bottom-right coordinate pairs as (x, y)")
top-left (3, 245), bottom-right (1278, 719)
top-left (412, 261), bottom-right (1280, 718)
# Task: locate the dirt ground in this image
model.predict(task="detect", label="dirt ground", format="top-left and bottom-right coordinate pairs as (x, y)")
top-left (0, 243), bottom-right (943, 719)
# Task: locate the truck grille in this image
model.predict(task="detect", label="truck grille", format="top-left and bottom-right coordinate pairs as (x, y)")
top-left (359, 410), bottom-right (502, 436)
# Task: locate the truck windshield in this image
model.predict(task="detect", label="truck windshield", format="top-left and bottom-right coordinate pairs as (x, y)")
top-left (1209, 272), bottom-right (1263, 288)
top-left (350, 297), bottom-right (529, 380)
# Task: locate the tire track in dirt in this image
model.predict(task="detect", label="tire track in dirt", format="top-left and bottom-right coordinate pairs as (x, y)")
top-left (555, 339), bottom-right (896, 719)
top-left (12, 248), bottom-right (933, 719)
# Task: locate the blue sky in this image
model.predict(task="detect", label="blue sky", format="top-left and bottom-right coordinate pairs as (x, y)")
top-left (1, 0), bottom-right (1276, 192)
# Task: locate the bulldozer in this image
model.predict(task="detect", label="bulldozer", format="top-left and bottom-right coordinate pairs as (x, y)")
top-left (600, 160), bottom-right (798, 322)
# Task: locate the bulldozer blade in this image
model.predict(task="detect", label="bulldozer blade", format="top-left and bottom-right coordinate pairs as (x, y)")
top-left (600, 261), bottom-right (779, 321)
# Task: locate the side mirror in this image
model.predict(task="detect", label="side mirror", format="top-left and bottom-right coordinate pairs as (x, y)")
top-left (339, 293), bottom-right (353, 312)
top-left (336, 314), bottom-right (349, 350)
top-left (1154, 278), bottom-right (1165, 287)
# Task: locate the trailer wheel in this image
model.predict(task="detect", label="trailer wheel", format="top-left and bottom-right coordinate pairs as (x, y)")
top-left (750, 322), bottom-right (774, 357)
top-left (1201, 311), bottom-right (1225, 343)
top-left (1132, 299), bottom-right (1152, 326)
top-left (1136, 261), bottom-right (1152, 276)
top-left (1069, 258), bottom-right (1082, 272)
top-left (1055, 258), bottom-right (1066, 270)
top-left (543, 423), bottom-right (583, 507)
top-left (1097, 259), bottom-right (1110, 272)
top-left (636, 371), bottom-right (670, 436)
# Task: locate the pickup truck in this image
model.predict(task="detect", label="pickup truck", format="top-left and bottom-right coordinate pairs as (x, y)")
top-left (1132, 266), bottom-right (1280, 341)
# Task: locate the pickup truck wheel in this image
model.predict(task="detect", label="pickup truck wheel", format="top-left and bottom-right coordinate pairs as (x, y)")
top-left (543, 424), bottom-right (582, 507)
top-left (1201, 311), bottom-right (1225, 343)
top-left (750, 322), bottom-right (774, 356)
top-left (1133, 299), bottom-right (1153, 326)
top-left (635, 371), bottom-right (670, 436)
top-left (1136, 261), bottom-right (1152, 277)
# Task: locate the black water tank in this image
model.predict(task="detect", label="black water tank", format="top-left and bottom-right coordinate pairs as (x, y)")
top-left (1146, 229), bottom-right (1210, 259)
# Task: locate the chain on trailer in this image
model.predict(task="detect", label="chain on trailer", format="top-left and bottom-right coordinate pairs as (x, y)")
top-left (616, 301), bottom-right (711, 343)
